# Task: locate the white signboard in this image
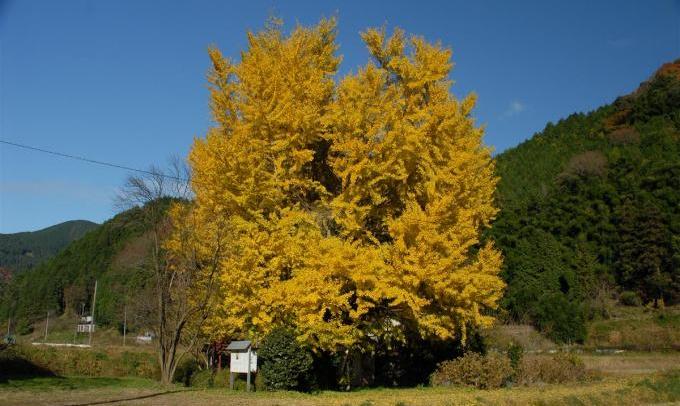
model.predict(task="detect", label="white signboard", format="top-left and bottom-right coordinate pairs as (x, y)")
top-left (230, 350), bottom-right (257, 373)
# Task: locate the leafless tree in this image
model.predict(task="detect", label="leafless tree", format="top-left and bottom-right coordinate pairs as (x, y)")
top-left (116, 157), bottom-right (224, 385)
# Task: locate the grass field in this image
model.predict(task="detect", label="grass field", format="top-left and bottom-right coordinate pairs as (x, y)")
top-left (1, 371), bottom-right (679, 406)
top-left (587, 307), bottom-right (680, 351)
top-left (4, 306), bottom-right (679, 405)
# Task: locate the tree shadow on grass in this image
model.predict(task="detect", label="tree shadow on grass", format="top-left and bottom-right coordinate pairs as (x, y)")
top-left (1, 347), bottom-right (187, 404)
top-left (63, 389), bottom-right (185, 406)
top-left (0, 350), bottom-right (56, 384)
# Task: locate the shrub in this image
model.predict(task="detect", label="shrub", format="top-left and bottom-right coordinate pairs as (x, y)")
top-left (516, 353), bottom-right (587, 385)
top-left (189, 369), bottom-right (215, 388)
top-left (620, 291), bottom-right (642, 306)
top-left (533, 293), bottom-right (587, 343)
top-left (16, 321), bottom-right (33, 336)
top-left (258, 327), bottom-right (314, 391)
top-left (608, 126), bottom-right (640, 145)
top-left (430, 351), bottom-right (512, 389)
top-left (558, 151), bottom-right (607, 182)
top-left (507, 342), bottom-right (524, 371)
top-left (254, 369), bottom-right (266, 391)
top-left (174, 357), bottom-right (201, 386)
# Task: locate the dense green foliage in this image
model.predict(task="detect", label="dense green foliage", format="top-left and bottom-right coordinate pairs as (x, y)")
top-left (258, 327), bottom-right (314, 391)
top-left (0, 203), bottom-right (166, 329)
top-left (490, 61), bottom-right (680, 342)
top-left (0, 220), bottom-right (98, 275)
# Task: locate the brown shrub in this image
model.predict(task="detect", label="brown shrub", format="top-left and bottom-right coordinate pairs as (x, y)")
top-left (603, 108), bottom-right (632, 130)
top-left (655, 59), bottom-right (680, 81)
top-left (608, 126), bottom-right (640, 145)
top-left (431, 351), bottom-right (513, 389)
top-left (516, 353), bottom-right (587, 385)
top-left (558, 151), bottom-right (607, 182)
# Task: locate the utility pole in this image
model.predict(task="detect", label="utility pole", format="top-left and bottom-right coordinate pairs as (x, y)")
top-left (44, 310), bottom-right (50, 343)
top-left (123, 303), bottom-right (127, 347)
top-left (73, 311), bottom-right (78, 344)
top-left (89, 280), bottom-right (98, 346)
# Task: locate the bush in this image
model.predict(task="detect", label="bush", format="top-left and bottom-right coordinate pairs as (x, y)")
top-left (507, 342), bottom-right (524, 371)
top-left (16, 321), bottom-right (33, 336)
top-left (608, 126), bottom-right (640, 145)
top-left (516, 353), bottom-right (587, 385)
top-left (533, 293), bottom-right (587, 343)
top-left (258, 327), bottom-right (314, 391)
top-left (189, 369), bottom-right (215, 387)
top-left (620, 291), bottom-right (642, 306)
top-left (430, 351), bottom-right (512, 389)
top-left (173, 357), bottom-right (201, 386)
top-left (558, 151), bottom-right (607, 181)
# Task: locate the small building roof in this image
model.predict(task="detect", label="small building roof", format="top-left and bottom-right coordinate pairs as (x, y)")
top-left (226, 340), bottom-right (251, 351)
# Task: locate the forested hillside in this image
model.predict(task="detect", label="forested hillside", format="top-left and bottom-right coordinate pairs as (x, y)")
top-left (0, 220), bottom-right (98, 274)
top-left (0, 202), bottom-right (169, 332)
top-left (489, 60), bottom-right (680, 342)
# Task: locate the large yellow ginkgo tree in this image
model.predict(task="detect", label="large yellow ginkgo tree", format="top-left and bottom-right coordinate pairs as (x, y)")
top-left (182, 18), bottom-right (504, 352)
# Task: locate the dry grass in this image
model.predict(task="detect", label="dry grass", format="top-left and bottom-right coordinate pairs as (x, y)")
top-left (482, 324), bottom-right (556, 352)
top-left (431, 351), bottom-right (512, 389)
top-left (587, 307), bottom-right (680, 351)
top-left (516, 353), bottom-right (587, 385)
top-left (1, 373), bottom-right (679, 406)
top-left (2, 344), bottom-right (159, 379)
top-left (582, 352), bottom-right (680, 376)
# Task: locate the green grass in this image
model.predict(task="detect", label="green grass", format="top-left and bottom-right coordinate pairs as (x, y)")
top-left (635, 369), bottom-right (680, 398)
top-left (0, 376), bottom-right (160, 391)
top-left (0, 344), bottom-right (159, 380)
top-left (1, 373), bottom-right (680, 405)
top-left (586, 306), bottom-right (680, 350)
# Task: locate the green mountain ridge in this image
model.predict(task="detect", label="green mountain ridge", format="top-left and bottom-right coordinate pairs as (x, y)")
top-left (0, 202), bottom-right (167, 332)
top-left (489, 59), bottom-right (680, 342)
top-left (0, 220), bottom-right (99, 274)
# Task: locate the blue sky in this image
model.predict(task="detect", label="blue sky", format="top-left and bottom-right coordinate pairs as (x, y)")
top-left (1, 0), bottom-right (678, 232)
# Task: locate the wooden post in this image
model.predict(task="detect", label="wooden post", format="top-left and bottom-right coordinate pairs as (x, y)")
top-left (73, 311), bottom-right (78, 344)
top-left (44, 311), bottom-right (49, 343)
top-left (246, 347), bottom-right (251, 392)
top-left (229, 371), bottom-right (234, 390)
top-left (122, 304), bottom-right (127, 347)
top-left (89, 280), bottom-right (98, 346)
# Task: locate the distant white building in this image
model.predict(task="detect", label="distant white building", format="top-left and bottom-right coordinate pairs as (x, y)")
top-left (136, 331), bottom-right (154, 344)
top-left (77, 316), bottom-right (95, 333)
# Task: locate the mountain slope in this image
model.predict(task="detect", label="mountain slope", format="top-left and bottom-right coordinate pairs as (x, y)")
top-left (489, 60), bottom-right (680, 342)
top-left (0, 202), bottom-right (171, 331)
top-left (0, 220), bottom-right (99, 274)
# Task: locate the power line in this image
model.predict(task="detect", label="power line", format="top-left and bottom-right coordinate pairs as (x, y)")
top-left (0, 139), bottom-right (190, 183)
top-left (1, 139), bottom-right (446, 226)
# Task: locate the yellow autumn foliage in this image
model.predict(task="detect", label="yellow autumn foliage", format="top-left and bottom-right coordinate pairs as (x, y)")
top-left (181, 18), bottom-right (504, 351)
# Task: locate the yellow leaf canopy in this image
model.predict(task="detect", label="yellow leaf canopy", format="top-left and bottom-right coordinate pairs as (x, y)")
top-left (184, 19), bottom-right (504, 351)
